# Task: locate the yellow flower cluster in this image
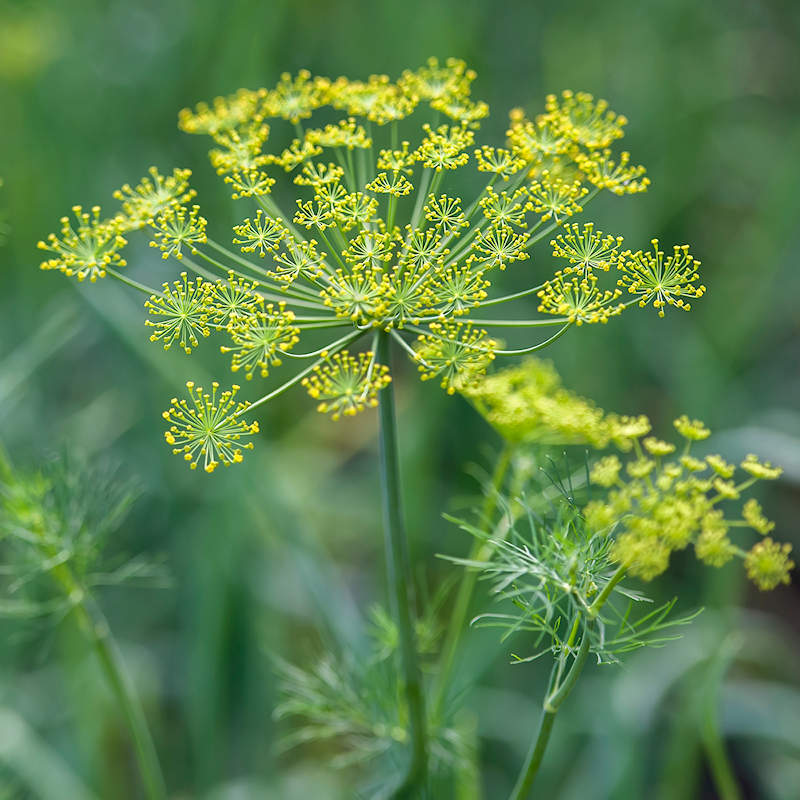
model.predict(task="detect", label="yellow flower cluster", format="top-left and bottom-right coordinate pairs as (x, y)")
top-left (581, 419), bottom-right (791, 590)
top-left (461, 357), bottom-right (619, 446)
top-left (38, 206), bottom-right (127, 283)
top-left (302, 351), bottom-right (391, 420)
top-left (38, 59), bottom-right (707, 472)
top-left (162, 382), bottom-right (259, 473)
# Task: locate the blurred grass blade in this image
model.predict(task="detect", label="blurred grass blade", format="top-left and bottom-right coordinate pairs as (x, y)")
top-left (0, 707), bottom-right (98, 800)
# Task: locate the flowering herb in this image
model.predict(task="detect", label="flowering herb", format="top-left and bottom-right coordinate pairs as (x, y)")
top-left (39, 58), bottom-right (704, 472)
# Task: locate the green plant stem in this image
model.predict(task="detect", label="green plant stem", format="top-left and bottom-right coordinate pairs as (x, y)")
top-left (700, 636), bottom-right (743, 800)
top-left (433, 443), bottom-right (513, 720)
top-left (587, 564), bottom-right (627, 618)
top-left (376, 330), bottom-right (427, 796)
top-left (51, 564), bottom-right (167, 800)
top-left (509, 621), bottom-right (592, 800)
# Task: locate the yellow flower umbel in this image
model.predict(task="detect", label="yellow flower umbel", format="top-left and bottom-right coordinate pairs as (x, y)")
top-left (163, 382), bottom-right (259, 472)
top-left (38, 206), bottom-right (127, 283)
top-left (461, 357), bottom-right (619, 446)
top-left (302, 351), bottom-right (391, 420)
top-left (144, 272), bottom-right (211, 353)
top-left (618, 241), bottom-right (705, 317)
top-left (581, 416), bottom-right (792, 590)
top-left (38, 59), bottom-right (706, 471)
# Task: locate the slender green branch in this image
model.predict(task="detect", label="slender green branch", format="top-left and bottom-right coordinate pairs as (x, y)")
top-left (464, 317), bottom-right (568, 328)
top-left (495, 323), bottom-right (572, 355)
top-left (587, 564), bottom-right (627, 618)
top-left (106, 268), bottom-right (159, 297)
top-left (376, 331), bottom-right (427, 797)
top-left (473, 284), bottom-right (546, 309)
top-left (509, 620), bottom-right (593, 800)
top-left (243, 329), bottom-right (363, 414)
top-left (700, 637), bottom-right (743, 800)
top-left (51, 563), bottom-right (166, 800)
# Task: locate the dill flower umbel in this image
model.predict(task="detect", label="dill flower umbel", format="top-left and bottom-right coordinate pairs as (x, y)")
top-left (580, 414), bottom-right (792, 589)
top-left (38, 58), bottom-right (705, 470)
top-left (162, 382), bottom-right (259, 472)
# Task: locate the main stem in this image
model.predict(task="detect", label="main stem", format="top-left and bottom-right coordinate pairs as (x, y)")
top-left (376, 331), bottom-right (428, 796)
top-left (53, 565), bottom-right (167, 800)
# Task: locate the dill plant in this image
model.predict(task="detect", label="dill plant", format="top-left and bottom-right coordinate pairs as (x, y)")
top-left (36, 58), bottom-right (792, 797)
top-left (0, 448), bottom-right (168, 799)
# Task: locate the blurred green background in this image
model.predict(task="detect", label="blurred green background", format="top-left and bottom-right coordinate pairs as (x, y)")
top-left (1, 0), bottom-right (798, 797)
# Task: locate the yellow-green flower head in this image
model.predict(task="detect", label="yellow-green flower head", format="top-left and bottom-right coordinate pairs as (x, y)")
top-left (744, 538), bottom-right (794, 590)
top-left (305, 118), bottom-right (372, 150)
top-left (643, 437), bottom-right (676, 457)
top-left (550, 222), bottom-right (623, 273)
top-left (426, 262), bottom-right (488, 317)
top-left (612, 532), bottom-right (671, 581)
top-left (472, 226), bottom-right (530, 271)
top-left (178, 88), bottom-right (266, 136)
top-left (431, 96), bottom-right (490, 127)
top-left (590, 455), bottom-right (623, 487)
top-left (220, 302), bottom-right (300, 379)
top-left (425, 194), bottom-right (468, 236)
top-left (38, 58), bottom-right (708, 473)
top-left (579, 409), bottom-right (792, 589)
top-left (462, 358), bottom-right (619, 447)
top-left (414, 123), bottom-right (474, 171)
top-left (267, 139), bottom-right (323, 172)
top-left (705, 454), bottom-right (734, 478)
top-left (376, 142), bottom-right (415, 174)
top-left (149, 204), bottom-right (207, 260)
top-left (232, 210), bottom-right (287, 257)
top-left (263, 70), bottom-right (330, 123)
top-left (366, 171), bottom-right (414, 196)
top-left (209, 122), bottom-right (270, 175)
top-left (302, 350), bottom-right (391, 420)
top-left (163, 381), bottom-right (259, 473)
top-left (474, 146), bottom-right (525, 180)
top-left (144, 272), bottom-right (211, 353)
top-left (225, 168), bottom-right (276, 201)
top-left (478, 187), bottom-right (530, 229)
top-left (537, 271), bottom-right (623, 324)
top-left (38, 206), bottom-right (127, 282)
top-left (415, 321), bottom-right (497, 394)
top-left (113, 167), bottom-right (195, 230)
top-left (527, 176), bottom-right (587, 222)
top-left (607, 414), bottom-right (651, 449)
top-left (695, 511), bottom-right (735, 567)
top-left (618, 241), bottom-right (705, 317)
top-left (742, 498), bottom-right (775, 535)
top-left (674, 415), bottom-right (711, 441)
top-left (740, 453), bottom-right (783, 480)
top-left (544, 90), bottom-right (628, 150)
top-left (575, 149), bottom-right (650, 195)
top-left (205, 272), bottom-right (261, 327)
top-left (398, 57), bottom-right (476, 105)
top-left (506, 108), bottom-right (572, 163)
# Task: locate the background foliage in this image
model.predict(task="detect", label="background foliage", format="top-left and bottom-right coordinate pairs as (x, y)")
top-left (0, 0), bottom-right (798, 797)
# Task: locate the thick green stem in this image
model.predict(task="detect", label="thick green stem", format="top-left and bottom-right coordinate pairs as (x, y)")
top-left (509, 622), bottom-right (592, 800)
top-left (433, 443), bottom-right (513, 720)
top-left (53, 565), bottom-right (167, 800)
top-left (376, 331), bottom-right (427, 796)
